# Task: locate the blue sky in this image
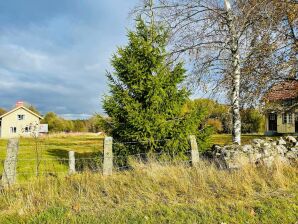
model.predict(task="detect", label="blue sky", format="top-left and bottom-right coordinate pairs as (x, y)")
top-left (0, 0), bottom-right (138, 119)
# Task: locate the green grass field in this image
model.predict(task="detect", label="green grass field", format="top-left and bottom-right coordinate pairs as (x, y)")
top-left (0, 134), bottom-right (104, 181)
top-left (0, 133), bottom-right (270, 182)
top-left (0, 160), bottom-right (297, 223)
top-left (0, 133), bottom-right (271, 180)
top-left (0, 133), bottom-right (297, 223)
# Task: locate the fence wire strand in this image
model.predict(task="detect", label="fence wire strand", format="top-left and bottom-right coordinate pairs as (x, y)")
top-left (0, 137), bottom-right (198, 184)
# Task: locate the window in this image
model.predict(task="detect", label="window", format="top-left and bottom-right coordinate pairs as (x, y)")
top-left (24, 126), bottom-right (31, 133)
top-left (289, 113), bottom-right (293, 124)
top-left (283, 100), bottom-right (293, 106)
top-left (18, 115), bottom-right (25, 120)
top-left (269, 114), bottom-right (276, 120)
top-left (282, 113), bottom-right (294, 124)
top-left (282, 113), bottom-right (287, 124)
top-left (10, 127), bottom-right (17, 133)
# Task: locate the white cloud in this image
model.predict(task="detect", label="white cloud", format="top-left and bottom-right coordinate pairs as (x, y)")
top-left (0, 0), bottom-right (138, 116)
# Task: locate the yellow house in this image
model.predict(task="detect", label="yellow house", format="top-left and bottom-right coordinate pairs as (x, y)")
top-left (0, 104), bottom-right (43, 138)
top-left (264, 79), bottom-right (298, 135)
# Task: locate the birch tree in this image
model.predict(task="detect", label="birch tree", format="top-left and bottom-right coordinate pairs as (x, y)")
top-left (136, 0), bottom-right (297, 145)
top-left (224, 0), bottom-right (241, 144)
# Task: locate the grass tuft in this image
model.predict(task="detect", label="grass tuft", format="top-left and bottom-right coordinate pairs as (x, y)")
top-left (0, 160), bottom-right (297, 223)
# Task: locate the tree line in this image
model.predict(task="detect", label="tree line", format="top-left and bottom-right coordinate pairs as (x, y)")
top-left (0, 99), bottom-right (264, 135)
top-left (0, 106), bottom-right (103, 133)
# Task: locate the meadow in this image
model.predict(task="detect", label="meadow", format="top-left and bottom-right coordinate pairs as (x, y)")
top-left (0, 160), bottom-right (297, 223)
top-left (0, 133), bottom-right (297, 223)
top-left (0, 134), bottom-right (104, 181)
top-left (0, 133), bottom-right (267, 181)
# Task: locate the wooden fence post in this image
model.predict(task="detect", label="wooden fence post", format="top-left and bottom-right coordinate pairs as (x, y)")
top-left (103, 137), bottom-right (113, 176)
top-left (189, 135), bottom-right (200, 167)
top-left (68, 151), bottom-right (76, 174)
top-left (2, 138), bottom-right (19, 187)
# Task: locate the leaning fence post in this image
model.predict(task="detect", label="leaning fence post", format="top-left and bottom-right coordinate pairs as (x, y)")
top-left (189, 135), bottom-right (200, 167)
top-left (68, 151), bottom-right (76, 174)
top-left (103, 137), bottom-right (113, 176)
top-left (2, 138), bottom-right (19, 187)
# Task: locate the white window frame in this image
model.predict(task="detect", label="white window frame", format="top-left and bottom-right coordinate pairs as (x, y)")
top-left (269, 114), bottom-right (276, 121)
top-left (18, 114), bottom-right (25, 120)
top-left (24, 126), bottom-right (31, 133)
top-left (282, 113), bottom-right (293, 124)
top-left (288, 113), bottom-right (293, 124)
top-left (10, 127), bottom-right (17, 133)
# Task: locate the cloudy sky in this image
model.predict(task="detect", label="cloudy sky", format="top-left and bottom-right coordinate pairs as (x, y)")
top-left (0, 0), bottom-right (138, 119)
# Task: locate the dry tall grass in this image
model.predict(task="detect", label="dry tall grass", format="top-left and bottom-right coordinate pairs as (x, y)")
top-left (0, 160), bottom-right (297, 223)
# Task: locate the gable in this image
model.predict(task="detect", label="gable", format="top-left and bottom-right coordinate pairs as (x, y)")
top-left (0, 106), bottom-right (43, 120)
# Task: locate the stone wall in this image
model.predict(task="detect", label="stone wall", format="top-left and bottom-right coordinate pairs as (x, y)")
top-left (204, 136), bottom-right (298, 169)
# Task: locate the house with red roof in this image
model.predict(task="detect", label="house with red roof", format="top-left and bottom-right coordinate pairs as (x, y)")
top-left (263, 79), bottom-right (298, 135)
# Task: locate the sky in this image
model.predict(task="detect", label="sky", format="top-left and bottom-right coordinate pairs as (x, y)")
top-left (0, 0), bottom-right (138, 119)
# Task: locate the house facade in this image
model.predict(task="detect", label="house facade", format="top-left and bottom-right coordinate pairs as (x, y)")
top-left (0, 104), bottom-right (43, 138)
top-left (264, 80), bottom-right (298, 135)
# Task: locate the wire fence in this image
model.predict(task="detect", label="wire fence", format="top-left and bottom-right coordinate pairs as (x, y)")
top-left (0, 136), bottom-right (199, 186)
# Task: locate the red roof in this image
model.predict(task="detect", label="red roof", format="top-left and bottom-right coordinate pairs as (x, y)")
top-left (265, 80), bottom-right (298, 102)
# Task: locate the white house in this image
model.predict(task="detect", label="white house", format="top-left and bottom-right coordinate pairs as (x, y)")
top-left (0, 103), bottom-right (43, 138)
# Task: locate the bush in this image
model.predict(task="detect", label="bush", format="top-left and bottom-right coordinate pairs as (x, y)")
top-left (206, 118), bottom-right (223, 133)
top-left (241, 108), bottom-right (265, 133)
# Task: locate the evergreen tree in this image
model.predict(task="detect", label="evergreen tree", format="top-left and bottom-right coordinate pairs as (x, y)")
top-left (103, 18), bottom-right (211, 160)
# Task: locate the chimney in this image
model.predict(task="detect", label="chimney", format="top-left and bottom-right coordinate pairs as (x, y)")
top-left (16, 101), bottom-right (24, 108)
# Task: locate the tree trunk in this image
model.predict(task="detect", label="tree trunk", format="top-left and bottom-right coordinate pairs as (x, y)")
top-left (225, 0), bottom-right (241, 145)
top-left (286, 14), bottom-right (298, 78)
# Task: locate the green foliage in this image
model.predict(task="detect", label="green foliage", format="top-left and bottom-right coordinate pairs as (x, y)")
top-left (88, 115), bottom-right (110, 133)
top-left (41, 112), bottom-right (71, 132)
top-left (41, 112), bottom-right (105, 133)
top-left (241, 108), bottom-right (265, 133)
top-left (103, 18), bottom-right (210, 160)
top-left (184, 98), bottom-right (231, 134)
top-left (206, 118), bottom-right (223, 133)
top-left (27, 105), bottom-right (41, 115)
top-left (0, 107), bottom-right (7, 116)
top-left (186, 99), bottom-right (265, 134)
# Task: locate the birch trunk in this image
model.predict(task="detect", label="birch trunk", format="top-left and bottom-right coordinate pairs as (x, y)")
top-left (287, 15), bottom-right (298, 78)
top-left (224, 0), bottom-right (241, 145)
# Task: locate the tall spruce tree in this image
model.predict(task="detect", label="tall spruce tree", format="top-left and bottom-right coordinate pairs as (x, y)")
top-left (103, 18), bottom-right (210, 159)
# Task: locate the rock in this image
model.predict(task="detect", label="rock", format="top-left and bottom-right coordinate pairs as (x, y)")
top-left (204, 137), bottom-right (297, 169)
top-left (252, 139), bottom-right (264, 145)
top-left (263, 142), bottom-right (270, 147)
top-left (286, 136), bottom-right (297, 144)
top-left (262, 156), bottom-right (274, 167)
top-left (276, 145), bottom-right (288, 155)
top-left (285, 151), bottom-right (297, 159)
top-left (248, 153), bottom-right (262, 163)
top-left (242, 144), bottom-right (253, 152)
top-left (277, 137), bottom-right (287, 145)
